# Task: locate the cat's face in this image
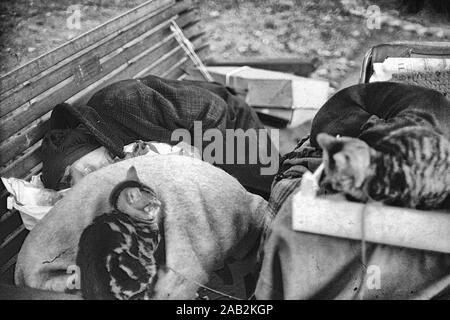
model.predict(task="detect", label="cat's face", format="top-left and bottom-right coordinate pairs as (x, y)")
top-left (118, 188), bottom-right (162, 223)
top-left (317, 133), bottom-right (376, 198)
top-left (116, 166), bottom-right (162, 224)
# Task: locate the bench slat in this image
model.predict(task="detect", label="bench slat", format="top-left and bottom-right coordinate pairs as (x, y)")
top-left (0, 3), bottom-right (196, 119)
top-left (66, 24), bottom-right (203, 106)
top-left (0, 225), bottom-right (28, 269)
top-left (0, 0), bottom-right (174, 96)
top-left (0, 114), bottom-right (51, 168)
top-left (0, 255), bottom-right (17, 285)
top-left (0, 18), bottom-right (201, 145)
top-left (159, 43), bottom-right (209, 79)
top-left (0, 212), bottom-right (22, 245)
top-left (0, 142), bottom-right (41, 180)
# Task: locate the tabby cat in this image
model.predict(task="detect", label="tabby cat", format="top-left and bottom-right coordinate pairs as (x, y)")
top-left (76, 166), bottom-right (162, 300)
top-left (317, 120), bottom-right (450, 209)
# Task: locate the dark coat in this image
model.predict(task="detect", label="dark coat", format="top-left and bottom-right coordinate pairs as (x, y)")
top-left (310, 82), bottom-right (450, 148)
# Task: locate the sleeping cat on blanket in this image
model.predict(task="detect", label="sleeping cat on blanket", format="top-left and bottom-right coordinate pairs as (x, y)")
top-left (76, 166), bottom-right (162, 300)
top-left (317, 114), bottom-right (450, 209)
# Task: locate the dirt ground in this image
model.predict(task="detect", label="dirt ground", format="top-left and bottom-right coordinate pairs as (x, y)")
top-left (0, 0), bottom-right (448, 299)
top-left (1, 0), bottom-right (448, 80)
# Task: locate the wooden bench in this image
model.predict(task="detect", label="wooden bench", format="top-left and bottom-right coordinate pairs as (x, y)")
top-left (0, 0), bottom-right (208, 285)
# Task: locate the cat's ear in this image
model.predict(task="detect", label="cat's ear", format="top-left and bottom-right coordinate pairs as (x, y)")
top-left (126, 166), bottom-right (140, 182)
top-left (125, 188), bottom-right (142, 206)
top-left (360, 115), bottom-right (384, 132)
top-left (317, 133), bottom-right (340, 151)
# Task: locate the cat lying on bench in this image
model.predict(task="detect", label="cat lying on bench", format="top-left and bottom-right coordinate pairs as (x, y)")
top-left (14, 155), bottom-right (270, 299)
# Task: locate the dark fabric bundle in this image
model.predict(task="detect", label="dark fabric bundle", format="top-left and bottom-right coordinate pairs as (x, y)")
top-left (40, 126), bottom-right (100, 190)
top-left (310, 82), bottom-right (450, 149)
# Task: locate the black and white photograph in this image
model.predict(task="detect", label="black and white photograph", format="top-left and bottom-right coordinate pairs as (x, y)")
top-left (0, 0), bottom-right (449, 305)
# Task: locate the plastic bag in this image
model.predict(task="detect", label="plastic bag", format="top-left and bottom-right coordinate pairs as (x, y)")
top-left (1, 175), bottom-right (69, 230)
top-left (1, 141), bottom-right (201, 230)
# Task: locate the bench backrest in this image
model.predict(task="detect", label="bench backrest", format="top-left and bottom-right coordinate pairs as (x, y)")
top-left (0, 0), bottom-right (207, 284)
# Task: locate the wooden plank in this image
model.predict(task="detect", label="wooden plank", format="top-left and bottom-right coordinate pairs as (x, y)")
top-left (0, 212), bottom-right (22, 245)
top-left (133, 30), bottom-right (205, 78)
top-left (160, 57), bottom-right (189, 79)
top-left (0, 255), bottom-right (17, 285)
top-left (204, 58), bottom-right (318, 77)
top-left (67, 23), bottom-right (203, 106)
top-left (0, 226), bottom-right (28, 268)
top-left (292, 178), bottom-right (450, 253)
top-left (0, 142), bottom-right (41, 179)
top-left (0, 0), bottom-right (175, 95)
top-left (0, 20), bottom-right (201, 143)
top-left (0, 4), bottom-right (197, 118)
top-left (0, 113), bottom-right (50, 167)
top-left (160, 44), bottom-right (209, 79)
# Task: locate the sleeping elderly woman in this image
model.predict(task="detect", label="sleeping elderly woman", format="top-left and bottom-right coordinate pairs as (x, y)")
top-left (39, 75), bottom-right (276, 199)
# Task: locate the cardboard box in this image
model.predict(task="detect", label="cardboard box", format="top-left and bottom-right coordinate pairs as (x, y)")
top-left (186, 66), bottom-right (330, 127)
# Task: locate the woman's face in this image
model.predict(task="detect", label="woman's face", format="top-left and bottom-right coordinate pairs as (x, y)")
top-left (60, 147), bottom-right (115, 188)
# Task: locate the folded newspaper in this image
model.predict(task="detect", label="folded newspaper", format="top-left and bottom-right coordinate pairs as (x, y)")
top-left (2, 141), bottom-right (201, 230)
top-left (370, 57), bottom-right (450, 82)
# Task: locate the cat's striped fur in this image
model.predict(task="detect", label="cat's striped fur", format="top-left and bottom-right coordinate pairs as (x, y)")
top-left (76, 166), bottom-right (162, 300)
top-left (369, 126), bottom-right (450, 209)
top-left (318, 124), bottom-right (450, 210)
top-left (77, 211), bottom-right (160, 300)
